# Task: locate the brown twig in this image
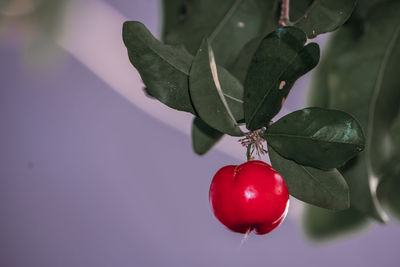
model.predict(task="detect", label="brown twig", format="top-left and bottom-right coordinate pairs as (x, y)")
top-left (279, 0), bottom-right (290, 27)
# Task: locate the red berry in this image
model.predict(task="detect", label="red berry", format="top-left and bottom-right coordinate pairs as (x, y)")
top-left (209, 160), bottom-right (289, 235)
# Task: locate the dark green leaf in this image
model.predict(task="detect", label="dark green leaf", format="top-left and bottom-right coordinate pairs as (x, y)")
top-left (289, 0), bottom-right (313, 21)
top-left (268, 145), bottom-right (349, 211)
top-left (165, 0), bottom-right (279, 67)
top-left (122, 21), bottom-right (195, 114)
top-left (161, 0), bottom-right (186, 41)
top-left (307, 19), bottom-right (363, 108)
top-left (228, 0), bottom-right (351, 83)
top-left (378, 170), bottom-right (400, 221)
top-left (264, 107), bottom-right (365, 170)
top-left (303, 205), bottom-right (369, 241)
top-left (354, 0), bottom-right (391, 19)
top-left (310, 1), bottom-right (400, 221)
top-left (289, 0), bottom-right (357, 38)
top-left (390, 110), bottom-right (400, 153)
top-left (377, 113), bottom-right (400, 220)
top-left (191, 118), bottom-right (224, 155)
top-left (189, 39), bottom-right (244, 136)
top-left (244, 27), bottom-right (320, 130)
top-left (228, 35), bottom-right (264, 84)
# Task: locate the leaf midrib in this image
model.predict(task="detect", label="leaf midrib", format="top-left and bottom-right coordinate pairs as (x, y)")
top-left (224, 93), bottom-right (243, 103)
top-left (248, 48), bottom-right (301, 127)
top-left (208, 42), bottom-right (239, 127)
top-left (265, 132), bottom-right (362, 146)
top-left (135, 33), bottom-right (244, 105)
top-left (300, 165), bottom-right (343, 207)
top-left (135, 35), bottom-right (191, 75)
top-left (292, 0), bottom-right (318, 25)
top-left (270, 147), bottom-right (344, 209)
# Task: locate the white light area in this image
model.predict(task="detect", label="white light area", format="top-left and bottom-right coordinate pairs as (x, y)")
top-left (272, 199), bottom-right (290, 225)
top-left (244, 186), bottom-right (257, 199)
top-left (369, 172), bottom-right (389, 222)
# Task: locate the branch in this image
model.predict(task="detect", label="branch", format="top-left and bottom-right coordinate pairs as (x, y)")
top-left (279, 0), bottom-right (290, 27)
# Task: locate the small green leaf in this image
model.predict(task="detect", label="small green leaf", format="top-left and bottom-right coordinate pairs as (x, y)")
top-left (303, 205), bottom-right (369, 241)
top-left (268, 145), bottom-right (349, 211)
top-left (244, 27), bottom-right (320, 130)
top-left (264, 107), bottom-right (365, 170)
top-left (189, 39), bottom-right (244, 137)
top-left (122, 21), bottom-right (195, 114)
top-left (191, 118), bottom-right (224, 156)
top-left (165, 0), bottom-right (280, 67)
top-left (289, 0), bottom-right (357, 38)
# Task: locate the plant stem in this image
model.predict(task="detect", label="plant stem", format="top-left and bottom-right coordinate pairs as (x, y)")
top-left (279, 0), bottom-right (290, 27)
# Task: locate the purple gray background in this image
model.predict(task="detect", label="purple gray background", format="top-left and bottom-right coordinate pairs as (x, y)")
top-left (1, 0), bottom-right (399, 266)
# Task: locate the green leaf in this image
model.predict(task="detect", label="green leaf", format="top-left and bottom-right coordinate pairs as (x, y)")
top-left (303, 205), bottom-right (369, 241)
top-left (161, 0), bottom-right (186, 41)
top-left (189, 39), bottom-right (244, 136)
top-left (228, 35), bottom-right (264, 84)
top-left (268, 145), bottom-right (349, 211)
top-left (311, 1), bottom-right (400, 222)
top-left (379, 179), bottom-right (400, 220)
top-left (191, 118), bottom-right (224, 155)
top-left (289, 0), bottom-right (357, 38)
top-left (122, 21), bottom-right (196, 114)
top-left (264, 107), bottom-right (365, 170)
top-left (307, 18), bottom-right (363, 108)
top-left (165, 0), bottom-right (279, 67)
top-left (377, 113), bottom-right (400, 220)
top-left (378, 168), bottom-right (400, 221)
top-left (354, 0), bottom-right (390, 19)
top-left (244, 27), bottom-right (320, 130)
top-left (390, 110), bottom-right (400, 153)
top-left (229, 0), bottom-right (352, 83)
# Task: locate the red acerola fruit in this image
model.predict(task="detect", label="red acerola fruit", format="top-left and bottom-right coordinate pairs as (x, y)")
top-left (209, 160), bottom-right (289, 235)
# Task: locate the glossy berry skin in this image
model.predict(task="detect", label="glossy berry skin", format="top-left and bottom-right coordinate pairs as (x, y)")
top-left (209, 160), bottom-right (289, 235)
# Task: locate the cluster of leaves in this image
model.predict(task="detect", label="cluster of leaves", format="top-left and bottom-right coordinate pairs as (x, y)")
top-left (122, 0), bottom-right (400, 240)
top-left (304, 0), bottom-right (400, 240)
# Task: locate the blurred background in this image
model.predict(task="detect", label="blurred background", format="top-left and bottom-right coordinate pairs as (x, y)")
top-left (1, 0), bottom-right (399, 266)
